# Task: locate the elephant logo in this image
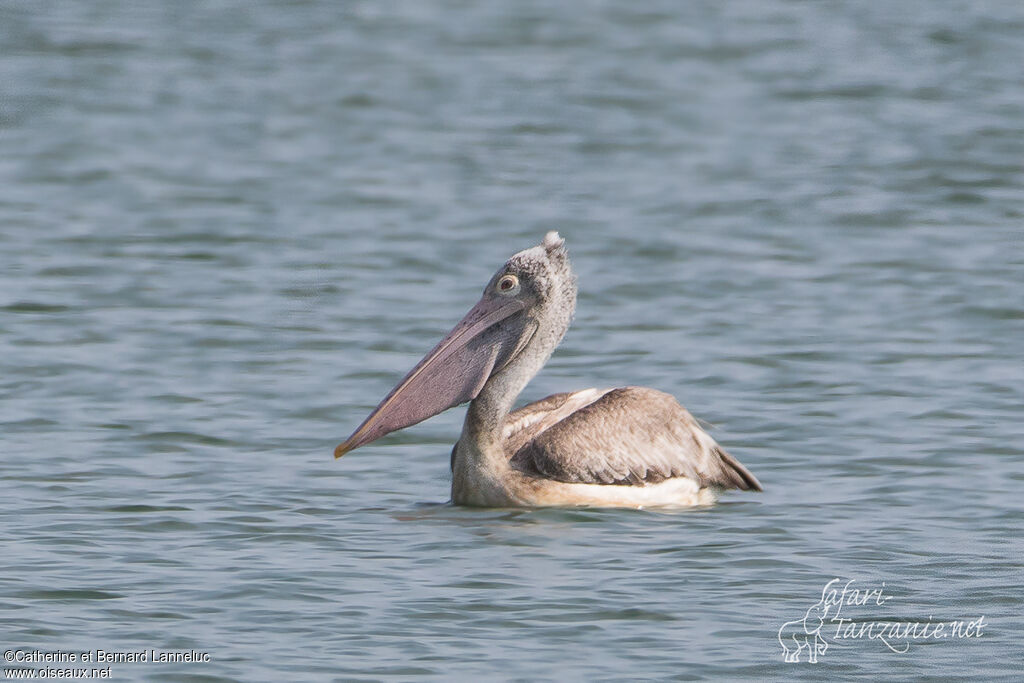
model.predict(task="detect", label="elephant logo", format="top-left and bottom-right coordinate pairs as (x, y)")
top-left (778, 597), bottom-right (832, 663)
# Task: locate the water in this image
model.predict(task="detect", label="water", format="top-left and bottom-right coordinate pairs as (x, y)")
top-left (2, 1), bottom-right (1022, 680)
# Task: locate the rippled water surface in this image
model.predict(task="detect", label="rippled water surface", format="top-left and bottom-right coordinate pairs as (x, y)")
top-left (2, 1), bottom-right (1023, 680)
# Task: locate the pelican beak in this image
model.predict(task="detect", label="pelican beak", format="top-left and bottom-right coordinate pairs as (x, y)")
top-left (335, 295), bottom-right (530, 458)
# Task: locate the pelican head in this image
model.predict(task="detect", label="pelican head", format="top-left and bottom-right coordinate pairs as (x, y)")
top-left (335, 231), bottom-right (576, 457)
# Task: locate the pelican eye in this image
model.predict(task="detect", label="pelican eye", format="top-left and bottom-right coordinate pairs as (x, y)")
top-left (496, 274), bottom-right (519, 294)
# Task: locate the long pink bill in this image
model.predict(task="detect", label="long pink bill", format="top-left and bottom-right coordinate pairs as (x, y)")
top-left (335, 295), bottom-right (528, 457)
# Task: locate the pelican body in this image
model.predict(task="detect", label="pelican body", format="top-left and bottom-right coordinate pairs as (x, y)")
top-left (336, 232), bottom-right (762, 508)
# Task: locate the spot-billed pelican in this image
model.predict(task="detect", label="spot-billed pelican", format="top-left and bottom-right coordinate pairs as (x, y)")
top-left (335, 232), bottom-right (762, 508)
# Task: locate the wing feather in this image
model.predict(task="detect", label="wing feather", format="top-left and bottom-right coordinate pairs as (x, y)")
top-left (508, 387), bottom-right (762, 491)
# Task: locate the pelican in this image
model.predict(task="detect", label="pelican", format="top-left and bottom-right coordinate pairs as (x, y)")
top-left (335, 232), bottom-right (762, 508)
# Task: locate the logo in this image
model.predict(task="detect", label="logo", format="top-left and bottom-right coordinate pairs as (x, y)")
top-left (778, 578), bottom-right (986, 663)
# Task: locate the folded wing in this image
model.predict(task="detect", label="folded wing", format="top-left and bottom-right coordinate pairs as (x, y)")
top-left (507, 387), bottom-right (762, 491)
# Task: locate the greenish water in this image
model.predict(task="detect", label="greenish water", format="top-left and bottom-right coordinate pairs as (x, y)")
top-left (2, 1), bottom-right (1022, 680)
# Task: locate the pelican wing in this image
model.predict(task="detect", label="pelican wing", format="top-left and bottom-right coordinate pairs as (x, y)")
top-left (507, 387), bottom-right (762, 490)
